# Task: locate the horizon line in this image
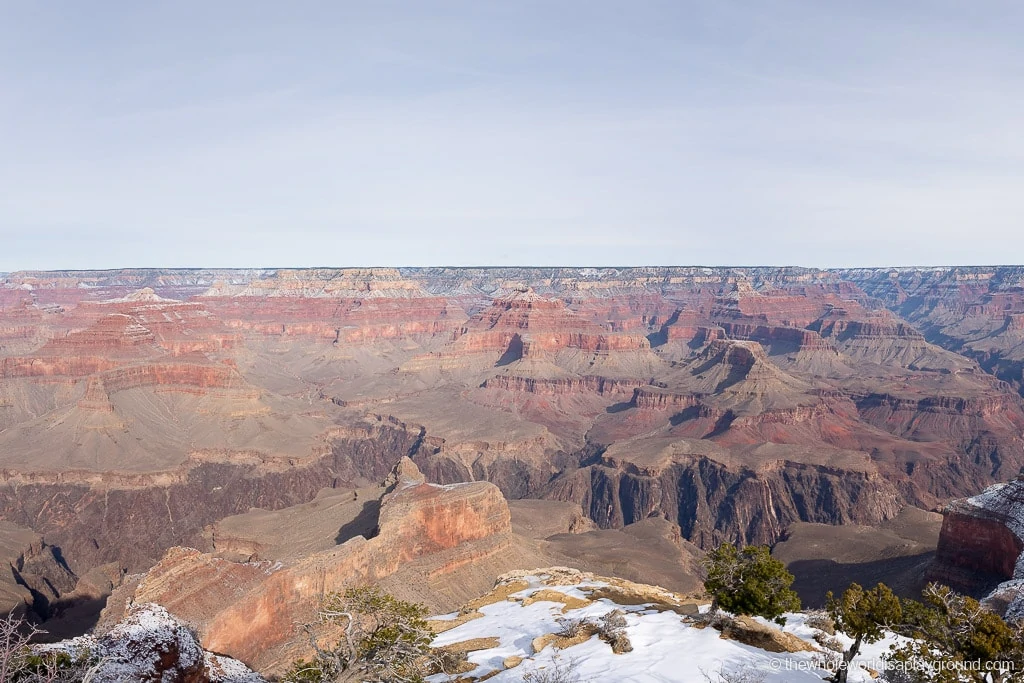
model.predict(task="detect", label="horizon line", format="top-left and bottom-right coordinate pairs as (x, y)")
top-left (2, 264), bottom-right (1022, 275)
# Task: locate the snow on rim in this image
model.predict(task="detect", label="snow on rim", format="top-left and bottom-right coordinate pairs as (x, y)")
top-left (428, 575), bottom-right (904, 683)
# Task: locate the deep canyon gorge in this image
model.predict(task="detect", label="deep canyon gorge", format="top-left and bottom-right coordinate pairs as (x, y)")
top-left (2, 265), bottom-right (1024, 674)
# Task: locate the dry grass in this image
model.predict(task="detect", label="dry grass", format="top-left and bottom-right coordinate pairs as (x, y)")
top-left (718, 615), bottom-right (816, 654)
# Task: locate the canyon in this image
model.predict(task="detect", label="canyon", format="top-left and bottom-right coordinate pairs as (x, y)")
top-left (2, 265), bottom-right (1024, 675)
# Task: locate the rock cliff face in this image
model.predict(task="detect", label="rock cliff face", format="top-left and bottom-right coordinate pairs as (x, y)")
top-left (201, 296), bottom-right (465, 342)
top-left (111, 459), bottom-right (517, 672)
top-left (0, 521), bottom-right (78, 620)
top-left (545, 437), bottom-right (901, 547)
top-left (0, 417), bottom-right (421, 573)
top-left (439, 288), bottom-right (649, 367)
top-left (482, 374), bottom-right (643, 396)
top-left (931, 475), bottom-right (1024, 600)
top-left (201, 268), bottom-right (426, 299)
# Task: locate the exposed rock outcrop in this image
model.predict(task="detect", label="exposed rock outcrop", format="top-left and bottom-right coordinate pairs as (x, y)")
top-left (932, 474), bottom-right (1024, 604)
top-left (39, 604), bottom-right (265, 682)
top-left (437, 289), bottom-right (651, 370)
top-left (547, 438), bottom-right (901, 548)
top-left (0, 521), bottom-right (78, 620)
top-left (108, 459), bottom-right (517, 672)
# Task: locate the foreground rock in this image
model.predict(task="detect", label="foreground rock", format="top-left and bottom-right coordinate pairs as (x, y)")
top-left (38, 603), bottom-right (264, 682)
top-left (108, 459), bottom-right (706, 675)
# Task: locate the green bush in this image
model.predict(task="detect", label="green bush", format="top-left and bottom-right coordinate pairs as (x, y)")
top-left (887, 583), bottom-right (1020, 683)
top-left (702, 543), bottom-right (800, 624)
top-left (281, 586), bottom-right (436, 683)
top-left (826, 582), bottom-right (901, 683)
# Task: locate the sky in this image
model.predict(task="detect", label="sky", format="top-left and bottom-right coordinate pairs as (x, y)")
top-left (1, 1), bottom-right (1022, 270)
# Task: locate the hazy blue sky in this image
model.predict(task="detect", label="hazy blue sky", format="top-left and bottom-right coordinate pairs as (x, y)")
top-left (1, 1), bottom-right (1022, 269)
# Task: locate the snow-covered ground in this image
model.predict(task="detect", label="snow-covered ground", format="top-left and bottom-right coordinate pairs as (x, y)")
top-left (429, 573), bottom-right (903, 683)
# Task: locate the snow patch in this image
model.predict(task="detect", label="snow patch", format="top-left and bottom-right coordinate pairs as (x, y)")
top-left (428, 576), bottom-right (901, 683)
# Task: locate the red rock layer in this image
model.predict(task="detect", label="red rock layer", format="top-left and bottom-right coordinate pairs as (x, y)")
top-left (715, 293), bottom-right (839, 327)
top-left (935, 509), bottom-right (1022, 579)
top-left (816, 316), bottom-right (923, 340)
top-left (98, 362), bottom-right (242, 393)
top-left (2, 356), bottom-right (117, 378)
top-left (633, 387), bottom-right (703, 410)
top-left (202, 296), bottom-right (464, 342)
top-left (661, 310), bottom-right (707, 343)
top-left (566, 294), bottom-right (680, 332)
top-left (41, 314), bottom-right (157, 355)
top-left (451, 289), bottom-right (647, 353)
top-left (718, 322), bottom-right (834, 350)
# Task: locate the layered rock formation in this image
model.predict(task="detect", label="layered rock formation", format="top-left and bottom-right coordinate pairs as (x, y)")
top-left (546, 436), bottom-right (902, 547)
top-left (0, 415), bottom-right (422, 573)
top-left (840, 267), bottom-right (1024, 394)
top-left (107, 460), bottom-right (530, 672)
top-left (4, 265), bottom-right (1024, 644)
